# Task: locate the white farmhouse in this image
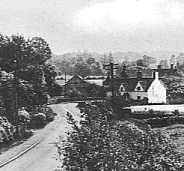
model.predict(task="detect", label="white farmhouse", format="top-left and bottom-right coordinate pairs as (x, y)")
top-left (103, 70), bottom-right (167, 104)
top-left (146, 72), bottom-right (166, 103)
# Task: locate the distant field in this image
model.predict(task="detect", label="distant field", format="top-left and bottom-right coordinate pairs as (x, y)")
top-left (127, 104), bottom-right (184, 112)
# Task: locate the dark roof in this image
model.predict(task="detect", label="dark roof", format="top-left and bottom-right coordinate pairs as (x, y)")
top-left (122, 69), bottom-right (153, 78)
top-left (104, 77), bottom-right (154, 92)
top-left (66, 75), bottom-right (87, 85)
top-left (122, 78), bottom-right (154, 91)
top-left (153, 68), bottom-right (177, 77)
top-left (65, 75), bottom-right (103, 87)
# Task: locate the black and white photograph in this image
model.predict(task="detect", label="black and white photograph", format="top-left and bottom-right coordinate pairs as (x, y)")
top-left (1, 0), bottom-right (184, 170)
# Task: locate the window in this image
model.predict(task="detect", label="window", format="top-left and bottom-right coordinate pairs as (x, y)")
top-left (137, 96), bottom-right (141, 100)
top-left (120, 87), bottom-right (124, 92)
top-left (137, 87), bottom-right (141, 91)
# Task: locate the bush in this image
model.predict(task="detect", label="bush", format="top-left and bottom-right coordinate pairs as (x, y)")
top-left (37, 106), bottom-right (56, 122)
top-left (30, 113), bottom-right (46, 128)
top-left (129, 111), bottom-right (171, 120)
top-left (28, 105), bottom-right (56, 129)
top-left (145, 115), bottom-right (184, 128)
top-left (0, 116), bottom-right (15, 144)
top-left (57, 103), bottom-right (184, 171)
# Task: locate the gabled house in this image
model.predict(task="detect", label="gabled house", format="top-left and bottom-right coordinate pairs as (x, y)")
top-left (103, 70), bottom-right (167, 104)
top-left (65, 75), bottom-right (89, 89)
top-left (62, 75), bottom-right (104, 97)
top-left (63, 75), bottom-right (89, 97)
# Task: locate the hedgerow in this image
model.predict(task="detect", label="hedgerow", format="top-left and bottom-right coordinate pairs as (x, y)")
top-left (57, 103), bottom-right (184, 171)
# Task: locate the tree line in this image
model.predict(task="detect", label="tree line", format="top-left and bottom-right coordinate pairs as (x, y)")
top-left (53, 54), bottom-right (104, 77)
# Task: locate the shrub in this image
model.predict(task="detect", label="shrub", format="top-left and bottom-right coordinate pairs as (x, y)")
top-left (28, 105), bottom-right (56, 128)
top-left (172, 110), bottom-right (180, 116)
top-left (57, 103), bottom-right (184, 171)
top-left (145, 116), bottom-right (184, 128)
top-left (30, 113), bottom-right (46, 128)
top-left (0, 116), bottom-right (15, 144)
top-left (37, 106), bottom-right (56, 122)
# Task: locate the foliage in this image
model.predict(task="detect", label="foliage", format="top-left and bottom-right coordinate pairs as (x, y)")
top-left (145, 115), bottom-right (184, 128)
top-left (44, 64), bottom-right (57, 86)
top-left (53, 54), bottom-right (104, 76)
top-left (58, 103), bottom-right (184, 171)
top-left (36, 105), bottom-right (56, 122)
top-left (0, 34), bottom-right (54, 118)
top-left (27, 105), bottom-right (56, 129)
top-left (28, 37), bottom-right (52, 65)
top-left (159, 59), bottom-right (169, 68)
top-left (142, 55), bottom-right (156, 66)
top-left (85, 84), bottom-right (105, 97)
top-left (0, 116), bottom-right (15, 144)
top-left (17, 81), bottom-right (35, 107)
top-left (0, 35), bottom-right (51, 72)
top-left (30, 113), bottom-right (46, 128)
top-left (136, 59), bottom-right (148, 67)
top-left (135, 55), bottom-right (156, 68)
top-left (74, 61), bottom-right (91, 77)
top-left (162, 75), bottom-right (184, 102)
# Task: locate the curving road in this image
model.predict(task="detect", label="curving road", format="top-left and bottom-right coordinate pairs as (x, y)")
top-left (0, 103), bottom-right (81, 171)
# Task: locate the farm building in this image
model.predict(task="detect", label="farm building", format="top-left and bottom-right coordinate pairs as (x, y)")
top-left (57, 75), bottom-right (104, 97)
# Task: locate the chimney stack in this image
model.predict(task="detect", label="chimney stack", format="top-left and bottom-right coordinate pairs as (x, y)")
top-left (137, 70), bottom-right (142, 79)
top-left (157, 65), bottom-right (162, 69)
top-left (170, 64), bottom-right (174, 70)
top-left (121, 65), bottom-right (128, 79)
top-left (123, 65), bottom-right (126, 71)
top-left (153, 71), bottom-right (159, 80)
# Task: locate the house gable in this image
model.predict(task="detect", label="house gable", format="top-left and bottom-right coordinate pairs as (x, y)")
top-left (134, 81), bottom-right (144, 91)
top-left (119, 84), bottom-right (125, 92)
top-left (147, 79), bottom-right (166, 103)
top-left (66, 75), bottom-right (86, 85)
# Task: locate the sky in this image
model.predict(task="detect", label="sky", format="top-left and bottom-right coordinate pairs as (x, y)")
top-left (1, 0), bottom-right (184, 54)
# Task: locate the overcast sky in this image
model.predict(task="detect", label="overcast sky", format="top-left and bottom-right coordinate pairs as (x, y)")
top-left (1, 0), bottom-right (184, 54)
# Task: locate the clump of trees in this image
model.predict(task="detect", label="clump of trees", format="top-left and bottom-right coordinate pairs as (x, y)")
top-left (162, 74), bottom-right (184, 104)
top-left (0, 116), bottom-right (15, 144)
top-left (0, 34), bottom-right (58, 123)
top-left (57, 103), bottom-right (184, 171)
top-left (53, 53), bottom-right (104, 77)
top-left (136, 55), bottom-right (156, 68)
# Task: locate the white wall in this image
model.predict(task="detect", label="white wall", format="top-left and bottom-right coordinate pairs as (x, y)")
top-left (129, 91), bottom-right (148, 100)
top-left (106, 91), bottom-right (112, 97)
top-left (147, 79), bottom-right (166, 104)
top-left (119, 91), bottom-right (125, 96)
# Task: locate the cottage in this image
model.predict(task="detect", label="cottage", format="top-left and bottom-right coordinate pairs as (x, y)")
top-left (103, 69), bottom-right (167, 104)
top-left (61, 75), bottom-right (104, 97)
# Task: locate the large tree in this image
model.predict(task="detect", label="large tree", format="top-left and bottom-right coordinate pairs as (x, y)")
top-left (0, 35), bottom-right (52, 72)
top-left (0, 34), bottom-right (53, 120)
top-left (28, 37), bottom-right (52, 65)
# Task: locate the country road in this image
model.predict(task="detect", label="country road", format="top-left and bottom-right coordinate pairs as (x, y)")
top-left (0, 103), bottom-right (81, 171)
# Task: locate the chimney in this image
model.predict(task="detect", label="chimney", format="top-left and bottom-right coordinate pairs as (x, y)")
top-left (121, 65), bottom-right (128, 79)
top-left (153, 71), bottom-right (159, 80)
top-left (170, 64), bottom-right (174, 70)
top-left (157, 65), bottom-right (162, 69)
top-left (123, 65), bottom-right (126, 71)
top-left (137, 70), bottom-right (142, 79)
